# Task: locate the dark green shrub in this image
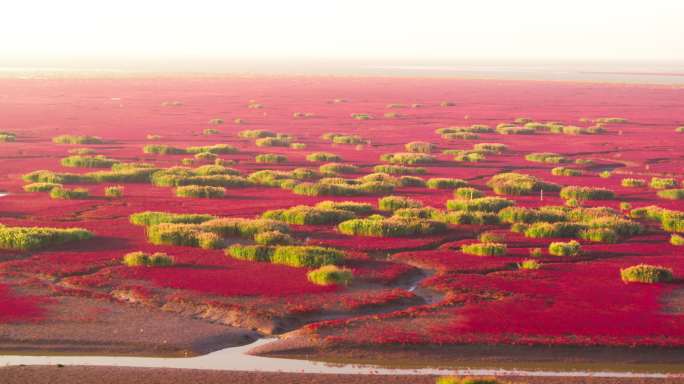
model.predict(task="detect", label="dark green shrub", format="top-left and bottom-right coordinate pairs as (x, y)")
top-left (461, 242), bottom-right (507, 256)
top-left (50, 187), bottom-right (89, 199)
top-left (23, 182), bottom-right (62, 192)
top-left (319, 163), bottom-right (359, 174)
top-left (446, 197), bottom-right (514, 212)
top-left (525, 152), bottom-right (568, 163)
top-left (254, 230), bottom-right (295, 245)
top-left (548, 240), bottom-right (581, 256)
top-left (306, 152), bottom-right (341, 162)
top-left (307, 265), bottom-right (353, 285)
top-left (650, 177), bottom-right (677, 190)
top-left (404, 141), bottom-right (436, 153)
top-left (104, 185), bottom-right (124, 198)
top-left (380, 152), bottom-right (436, 165)
top-left (487, 172), bottom-right (560, 196)
top-left (226, 244), bottom-right (274, 262)
top-left (255, 154), bottom-right (288, 164)
top-left (398, 176), bottom-right (426, 187)
top-left (338, 217), bottom-right (446, 237)
top-left (379, 195), bottom-right (423, 211)
top-left (621, 178), bottom-right (646, 187)
top-left (551, 167), bottom-right (583, 176)
top-left (130, 211), bottom-right (215, 227)
top-left (61, 155), bottom-right (118, 168)
top-left (263, 205), bottom-right (355, 225)
top-left (454, 187), bottom-right (484, 200)
top-left (314, 201), bottom-right (373, 214)
top-left (53, 135), bottom-right (103, 144)
top-left (175, 185), bottom-right (225, 198)
top-left (186, 144), bottom-right (238, 154)
top-left (271, 246), bottom-right (344, 267)
top-left (426, 178), bottom-right (468, 189)
top-left (122, 251), bottom-right (174, 267)
top-left (621, 264), bottom-right (673, 283)
top-left (239, 129), bottom-right (275, 138)
top-left (0, 225), bottom-right (92, 250)
top-left (658, 189), bottom-right (684, 200)
top-left (143, 144), bottom-right (186, 155)
top-left (560, 186), bottom-right (615, 201)
top-left (373, 165), bottom-right (426, 175)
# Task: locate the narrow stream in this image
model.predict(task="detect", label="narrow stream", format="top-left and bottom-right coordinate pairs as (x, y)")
top-left (0, 338), bottom-right (682, 378)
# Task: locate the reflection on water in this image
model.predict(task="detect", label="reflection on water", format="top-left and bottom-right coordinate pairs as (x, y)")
top-left (0, 338), bottom-right (681, 378)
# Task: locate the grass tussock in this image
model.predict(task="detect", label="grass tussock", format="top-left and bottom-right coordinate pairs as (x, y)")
top-left (0, 225), bottom-right (92, 251)
top-left (122, 251), bottom-right (174, 267)
top-left (621, 264), bottom-right (673, 283)
top-left (307, 265), bottom-right (353, 286)
top-left (52, 135), bottom-right (103, 145)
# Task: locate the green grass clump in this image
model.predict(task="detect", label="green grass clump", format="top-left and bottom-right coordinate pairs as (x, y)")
top-left (454, 187), bottom-right (484, 200)
top-left (290, 142), bottom-right (306, 149)
top-left (0, 225), bottom-right (92, 250)
top-left (373, 165), bottom-right (426, 175)
top-left (657, 189), bottom-right (684, 200)
top-left (0, 132), bottom-right (16, 142)
top-left (319, 163), bottom-right (359, 174)
top-left (560, 186), bottom-right (615, 201)
top-left (551, 167), bottom-right (583, 176)
top-left (621, 264), bottom-right (673, 283)
top-left (338, 217), bottom-right (446, 237)
top-left (496, 126), bottom-right (536, 135)
top-left (314, 201), bottom-right (374, 214)
top-left (193, 165), bottom-right (240, 176)
top-left (130, 211), bottom-right (215, 227)
top-left (405, 141), bottom-right (436, 153)
top-left (379, 195), bottom-right (423, 211)
top-left (61, 155), bottom-right (118, 168)
top-left (621, 178), bottom-right (646, 187)
top-left (595, 117), bottom-right (628, 124)
top-left (255, 136), bottom-right (293, 147)
top-left (143, 144), bottom-right (186, 155)
top-left (22, 170), bottom-right (86, 184)
top-left (203, 128), bottom-right (220, 135)
top-left (122, 251), bottom-right (174, 267)
top-left (323, 133), bottom-right (366, 144)
top-left (239, 129), bottom-right (275, 138)
top-left (525, 152), bottom-right (568, 163)
top-left (380, 152), bottom-right (436, 165)
top-left (518, 259), bottom-right (541, 270)
top-left (186, 144), bottom-right (238, 154)
top-left (200, 218), bottom-right (288, 239)
top-left (194, 152), bottom-right (218, 161)
top-left (52, 135), bottom-right (103, 145)
top-left (522, 222), bottom-right (584, 238)
top-left (23, 182), bottom-right (63, 192)
top-left (453, 151), bottom-right (486, 162)
top-left (497, 206), bottom-right (566, 224)
top-left (50, 187), bottom-right (89, 200)
top-left (473, 143), bottom-right (508, 153)
top-left (548, 240), bottom-right (581, 256)
top-left (254, 230), bottom-right (294, 245)
top-left (350, 114), bottom-right (372, 121)
top-left (226, 244), bottom-right (274, 262)
top-left (487, 172), bottom-right (560, 196)
top-left (255, 154), bottom-right (288, 164)
top-left (578, 227), bottom-right (619, 243)
top-left (461, 242), bottom-right (507, 256)
top-left (307, 265), bottom-right (353, 286)
top-left (442, 132), bottom-right (479, 140)
top-left (650, 177), bottom-right (677, 189)
top-left (271, 246), bottom-right (344, 268)
top-left (104, 185), bottom-right (124, 198)
top-left (175, 185), bottom-right (225, 198)
top-left (398, 176), bottom-right (426, 187)
top-left (446, 197), bottom-right (514, 213)
top-left (263, 205), bottom-right (356, 225)
top-left (306, 152), bottom-right (341, 162)
top-left (147, 218), bottom-right (286, 248)
top-left (426, 178), bottom-right (468, 189)
top-left (630, 206), bottom-right (684, 233)
top-left (670, 234), bottom-right (684, 246)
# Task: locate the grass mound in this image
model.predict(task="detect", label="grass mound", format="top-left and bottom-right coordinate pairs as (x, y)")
top-left (122, 251), bottom-right (174, 267)
top-left (307, 265), bottom-right (353, 285)
top-left (0, 225), bottom-right (92, 250)
top-left (621, 264), bottom-right (673, 283)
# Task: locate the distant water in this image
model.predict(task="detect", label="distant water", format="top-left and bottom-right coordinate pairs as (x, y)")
top-left (1, 61), bottom-right (683, 84)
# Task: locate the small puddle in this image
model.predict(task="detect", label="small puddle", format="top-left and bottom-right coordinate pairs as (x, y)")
top-left (0, 338), bottom-right (681, 378)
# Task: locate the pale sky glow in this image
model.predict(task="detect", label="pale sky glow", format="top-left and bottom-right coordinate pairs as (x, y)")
top-left (2, 0), bottom-right (683, 66)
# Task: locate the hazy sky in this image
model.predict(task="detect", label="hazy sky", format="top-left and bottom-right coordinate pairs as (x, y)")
top-left (2, 0), bottom-right (683, 66)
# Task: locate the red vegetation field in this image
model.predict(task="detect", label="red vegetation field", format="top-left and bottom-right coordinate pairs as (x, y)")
top-left (1, 75), bottom-right (684, 356)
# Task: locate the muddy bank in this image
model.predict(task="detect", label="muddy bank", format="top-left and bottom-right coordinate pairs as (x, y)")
top-left (0, 295), bottom-right (257, 356)
top-left (2, 366), bottom-right (684, 384)
top-left (251, 336), bottom-right (684, 372)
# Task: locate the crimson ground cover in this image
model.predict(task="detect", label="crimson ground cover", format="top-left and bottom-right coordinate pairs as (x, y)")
top-left (0, 76), bottom-right (683, 350)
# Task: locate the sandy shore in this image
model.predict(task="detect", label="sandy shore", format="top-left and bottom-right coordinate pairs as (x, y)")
top-left (3, 366), bottom-right (684, 384)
